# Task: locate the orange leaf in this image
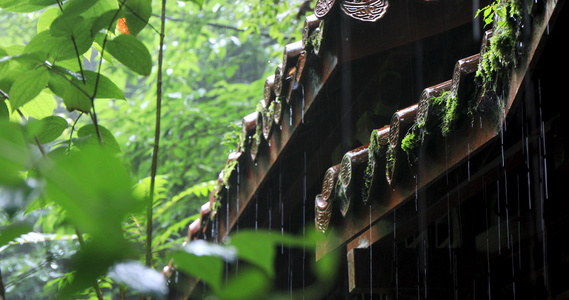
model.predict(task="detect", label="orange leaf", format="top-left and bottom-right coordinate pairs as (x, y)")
top-left (117, 17), bottom-right (130, 35)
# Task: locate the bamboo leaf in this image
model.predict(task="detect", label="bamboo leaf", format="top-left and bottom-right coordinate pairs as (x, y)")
top-left (106, 34), bottom-right (152, 76)
top-left (9, 67), bottom-right (50, 112)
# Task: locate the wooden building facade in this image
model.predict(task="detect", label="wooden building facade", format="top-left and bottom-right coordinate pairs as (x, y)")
top-left (173, 0), bottom-right (569, 298)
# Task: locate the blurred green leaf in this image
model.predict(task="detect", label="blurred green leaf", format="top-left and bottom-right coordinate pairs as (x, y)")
top-left (123, 0), bottom-right (152, 36)
top-left (76, 123), bottom-right (122, 153)
top-left (0, 121), bottom-right (29, 185)
top-left (106, 34), bottom-right (152, 76)
top-left (0, 222), bottom-right (33, 247)
top-left (9, 67), bottom-right (49, 112)
top-left (0, 100), bottom-right (8, 120)
top-left (57, 69), bottom-right (125, 112)
top-left (37, 6), bottom-right (61, 32)
top-left (0, 0), bottom-right (59, 13)
top-left (34, 115), bottom-right (69, 144)
top-left (108, 260), bottom-right (168, 297)
top-left (170, 240), bottom-right (236, 291)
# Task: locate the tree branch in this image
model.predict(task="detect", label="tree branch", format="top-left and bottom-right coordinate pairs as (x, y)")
top-left (151, 13), bottom-right (279, 39)
top-left (146, 0), bottom-right (167, 269)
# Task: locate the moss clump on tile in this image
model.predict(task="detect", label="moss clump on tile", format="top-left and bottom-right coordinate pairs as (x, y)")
top-left (401, 129), bottom-right (419, 154)
top-left (306, 24), bottom-right (323, 55)
top-left (385, 143), bottom-right (396, 183)
top-left (221, 157), bottom-right (239, 187)
top-left (476, 0), bottom-right (523, 99)
top-left (440, 93), bottom-right (459, 137)
top-left (362, 129), bottom-right (388, 204)
top-left (416, 90), bottom-right (451, 140)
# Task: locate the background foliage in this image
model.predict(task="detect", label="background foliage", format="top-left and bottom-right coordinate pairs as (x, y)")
top-left (0, 0), bottom-right (326, 298)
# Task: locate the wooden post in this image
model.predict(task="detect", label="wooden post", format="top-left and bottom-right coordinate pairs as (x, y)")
top-left (362, 126), bottom-right (390, 205)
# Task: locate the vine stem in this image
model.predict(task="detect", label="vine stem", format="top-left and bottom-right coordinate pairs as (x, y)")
top-left (146, 0), bottom-right (167, 269)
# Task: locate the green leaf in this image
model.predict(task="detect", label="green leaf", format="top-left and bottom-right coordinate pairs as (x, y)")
top-left (170, 240), bottom-right (235, 291)
top-left (58, 69), bottom-right (125, 112)
top-left (35, 116), bottom-right (69, 144)
top-left (90, 9), bottom-right (122, 35)
top-left (25, 22), bottom-right (94, 61)
top-left (20, 90), bottom-right (57, 120)
top-left (61, 0), bottom-right (98, 16)
top-left (0, 222), bottom-right (33, 247)
top-left (50, 15), bottom-right (85, 37)
top-left (106, 34), bottom-right (152, 76)
top-left (37, 6), bottom-right (61, 32)
top-left (0, 47), bottom-right (8, 75)
top-left (108, 261), bottom-right (168, 297)
top-left (179, 0), bottom-right (204, 8)
top-left (123, 0), bottom-right (152, 36)
top-left (77, 123), bottom-right (122, 153)
top-left (0, 121), bottom-right (30, 185)
top-left (0, 101), bottom-right (8, 120)
top-left (9, 67), bottom-right (50, 112)
top-left (0, 0), bottom-right (59, 12)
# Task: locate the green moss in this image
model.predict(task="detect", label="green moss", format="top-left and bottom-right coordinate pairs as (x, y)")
top-left (221, 158), bottom-right (238, 186)
top-left (401, 129), bottom-right (419, 154)
top-left (476, 1), bottom-right (522, 88)
top-left (440, 93), bottom-right (459, 137)
top-left (385, 144), bottom-right (396, 180)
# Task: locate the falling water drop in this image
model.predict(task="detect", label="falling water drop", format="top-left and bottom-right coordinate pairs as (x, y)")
top-left (369, 203), bottom-right (373, 297)
top-left (497, 180), bottom-right (502, 256)
top-left (279, 170), bottom-right (284, 254)
top-left (302, 151), bottom-right (307, 295)
top-left (500, 125), bottom-right (505, 167)
top-left (301, 85), bottom-right (305, 124)
top-left (394, 209), bottom-right (398, 299)
top-left (255, 195), bottom-right (258, 231)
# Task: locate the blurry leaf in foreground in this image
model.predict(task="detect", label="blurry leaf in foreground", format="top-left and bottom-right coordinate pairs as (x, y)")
top-left (108, 260), bottom-right (168, 298)
top-left (170, 240), bottom-right (237, 291)
top-left (0, 222), bottom-right (33, 248)
top-left (106, 34), bottom-right (152, 76)
top-left (40, 146), bottom-right (140, 239)
top-left (0, 121), bottom-right (30, 185)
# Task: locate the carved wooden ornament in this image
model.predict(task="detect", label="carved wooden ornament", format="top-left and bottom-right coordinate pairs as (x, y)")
top-left (341, 0), bottom-right (389, 22)
top-left (314, 0), bottom-right (337, 19)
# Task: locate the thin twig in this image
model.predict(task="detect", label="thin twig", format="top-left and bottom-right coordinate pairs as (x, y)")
top-left (151, 13), bottom-right (281, 39)
top-left (146, 0), bottom-right (167, 269)
top-left (91, 0), bottom-right (128, 145)
top-left (68, 112), bottom-right (84, 153)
